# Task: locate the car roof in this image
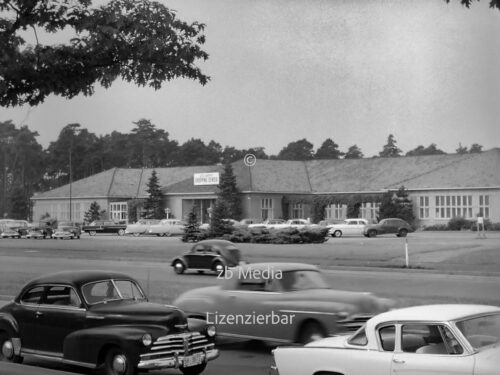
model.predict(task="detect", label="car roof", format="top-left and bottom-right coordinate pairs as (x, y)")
top-left (26, 270), bottom-right (135, 288)
top-left (195, 239), bottom-right (236, 246)
top-left (368, 304), bottom-right (500, 327)
top-left (237, 262), bottom-right (319, 272)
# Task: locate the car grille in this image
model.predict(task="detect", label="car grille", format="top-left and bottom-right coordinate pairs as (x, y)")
top-left (140, 332), bottom-right (214, 361)
top-left (337, 314), bottom-right (373, 332)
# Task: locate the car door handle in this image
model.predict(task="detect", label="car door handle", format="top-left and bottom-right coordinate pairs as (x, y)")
top-left (35, 311), bottom-right (44, 317)
top-left (392, 358), bottom-right (405, 364)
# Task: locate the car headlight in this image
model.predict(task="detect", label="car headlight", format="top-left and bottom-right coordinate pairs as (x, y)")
top-left (336, 311), bottom-right (349, 320)
top-left (142, 333), bottom-right (153, 346)
top-left (206, 325), bottom-right (216, 337)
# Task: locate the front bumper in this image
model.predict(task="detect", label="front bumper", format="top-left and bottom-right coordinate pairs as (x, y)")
top-left (138, 348), bottom-right (219, 370)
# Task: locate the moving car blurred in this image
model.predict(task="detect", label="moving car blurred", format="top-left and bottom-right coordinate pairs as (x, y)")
top-left (51, 222), bottom-right (81, 239)
top-left (174, 263), bottom-right (394, 344)
top-left (271, 304), bottom-right (500, 375)
top-left (328, 218), bottom-right (369, 237)
top-left (82, 220), bottom-right (127, 236)
top-left (125, 219), bottom-right (161, 236)
top-left (148, 219), bottom-right (186, 236)
top-left (0, 270), bottom-right (219, 375)
top-left (363, 218), bottom-right (414, 238)
top-left (171, 239), bottom-right (244, 275)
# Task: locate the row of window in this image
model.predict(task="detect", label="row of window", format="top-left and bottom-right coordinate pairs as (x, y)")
top-left (418, 195), bottom-right (490, 219)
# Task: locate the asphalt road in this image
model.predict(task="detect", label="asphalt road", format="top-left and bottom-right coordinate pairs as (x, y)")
top-left (0, 233), bottom-right (499, 374)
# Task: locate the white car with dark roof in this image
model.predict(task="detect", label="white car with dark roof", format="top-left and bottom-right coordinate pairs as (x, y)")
top-left (271, 304), bottom-right (500, 375)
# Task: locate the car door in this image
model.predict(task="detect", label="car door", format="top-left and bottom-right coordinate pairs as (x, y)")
top-left (35, 285), bottom-right (86, 354)
top-left (11, 285), bottom-right (45, 350)
top-left (392, 323), bottom-right (474, 375)
top-left (184, 244), bottom-right (207, 269)
top-left (381, 220), bottom-right (397, 234)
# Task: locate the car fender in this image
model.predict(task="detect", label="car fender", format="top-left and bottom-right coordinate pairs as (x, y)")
top-left (0, 312), bottom-right (19, 337)
top-left (210, 256), bottom-right (227, 269)
top-left (63, 325), bottom-right (168, 366)
top-left (171, 257), bottom-right (187, 267)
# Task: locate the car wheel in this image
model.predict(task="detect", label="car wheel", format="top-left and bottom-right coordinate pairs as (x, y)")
top-left (180, 363), bottom-right (207, 375)
top-left (0, 332), bottom-right (23, 364)
top-left (117, 229), bottom-right (125, 236)
top-left (104, 347), bottom-right (135, 375)
top-left (173, 261), bottom-right (185, 275)
top-left (133, 232), bottom-right (141, 237)
top-left (212, 261), bottom-right (225, 276)
top-left (89, 230), bottom-right (97, 236)
top-left (332, 230), bottom-right (342, 238)
top-left (298, 321), bottom-right (326, 344)
top-left (398, 229), bottom-right (408, 237)
top-left (368, 230), bottom-right (377, 238)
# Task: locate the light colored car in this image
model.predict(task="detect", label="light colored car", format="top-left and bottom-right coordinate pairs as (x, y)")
top-left (174, 263), bottom-right (393, 344)
top-left (271, 304), bottom-right (500, 375)
top-left (327, 218), bottom-right (369, 238)
top-left (148, 219), bottom-right (186, 236)
top-left (248, 219), bottom-right (286, 229)
top-left (271, 219), bottom-right (314, 230)
top-left (199, 219), bottom-right (242, 231)
top-left (0, 225), bottom-right (21, 239)
top-left (124, 219), bottom-right (161, 236)
top-left (51, 222), bottom-right (81, 239)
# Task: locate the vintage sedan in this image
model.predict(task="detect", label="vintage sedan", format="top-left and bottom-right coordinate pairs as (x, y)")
top-left (174, 263), bottom-right (393, 344)
top-left (271, 219), bottom-right (314, 230)
top-left (0, 270), bottom-right (218, 375)
top-left (363, 218), bottom-right (414, 238)
top-left (51, 222), bottom-right (81, 239)
top-left (82, 220), bottom-right (127, 236)
top-left (0, 226), bottom-right (21, 239)
top-left (271, 304), bottom-right (500, 375)
top-left (149, 219), bottom-right (186, 237)
top-left (171, 239), bottom-right (244, 275)
top-left (328, 218), bottom-right (369, 238)
top-left (125, 219), bottom-right (161, 236)
top-left (25, 227), bottom-right (49, 239)
top-left (248, 219), bottom-right (286, 229)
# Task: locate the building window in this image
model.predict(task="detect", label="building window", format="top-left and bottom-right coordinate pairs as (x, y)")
top-left (261, 198), bottom-right (273, 220)
top-left (110, 202), bottom-right (128, 222)
top-left (360, 202), bottom-right (380, 221)
top-left (325, 203), bottom-right (344, 220)
top-left (291, 202), bottom-right (303, 219)
top-left (435, 195), bottom-right (472, 219)
top-left (479, 195), bottom-right (490, 218)
top-left (419, 196), bottom-right (429, 219)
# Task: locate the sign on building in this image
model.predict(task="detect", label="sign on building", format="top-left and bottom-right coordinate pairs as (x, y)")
top-left (193, 172), bottom-right (220, 186)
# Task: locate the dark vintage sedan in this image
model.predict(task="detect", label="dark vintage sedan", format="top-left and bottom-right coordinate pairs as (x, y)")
top-left (82, 220), bottom-right (127, 236)
top-left (0, 270), bottom-right (218, 375)
top-left (363, 218), bottom-right (414, 238)
top-left (171, 240), bottom-right (244, 276)
top-left (174, 263), bottom-right (394, 344)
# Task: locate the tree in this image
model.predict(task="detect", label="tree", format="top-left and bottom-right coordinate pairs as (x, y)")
top-left (84, 201), bottom-right (102, 224)
top-left (378, 186), bottom-right (415, 224)
top-left (456, 143), bottom-right (468, 154)
top-left (445, 0), bottom-right (500, 10)
top-left (217, 163), bottom-right (242, 220)
top-left (405, 143), bottom-right (446, 156)
top-left (469, 143), bottom-right (483, 153)
top-left (173, 138), bottom-right (221, 166)
top-left (277, 139), bottom-right (314, 160)
top-left (378, 134), bottom-right (402, 158)
top-left (0, 0), bottom-right (209, 107)
top-left (182, 206), bottom-right (201, 242)
top-left (315, 138), bottom-right (344, 159)
top-left (344, 145), bottom-right (364, 159)
top-left (208, 200), bottom-right (233, 238)
top-left (142, 170), bottom-right (165, 219)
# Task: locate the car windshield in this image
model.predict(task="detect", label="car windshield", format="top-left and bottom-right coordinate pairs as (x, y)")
top-left (82, 279), bottom-right (146, 305)
top-left (456, 313), bottom-right (500, 349)
top-left (279, 270), bottom-right (330, 291)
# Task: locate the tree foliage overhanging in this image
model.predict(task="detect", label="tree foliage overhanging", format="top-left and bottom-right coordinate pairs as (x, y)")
top-left (0, 0), bottom-right (209, 107)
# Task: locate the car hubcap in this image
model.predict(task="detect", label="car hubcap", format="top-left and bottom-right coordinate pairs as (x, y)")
top-left (216, 264), bottom-right (223, 272)
top-left (1, 339), bottom-right (14, 360)
top-left (175, 263), bottom-right (183, 270)
top-left (112, 354), bottom-right (127, 374)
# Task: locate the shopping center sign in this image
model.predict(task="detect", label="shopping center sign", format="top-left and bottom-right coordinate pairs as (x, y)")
top-left (193, 172), bottom-right (220, 186)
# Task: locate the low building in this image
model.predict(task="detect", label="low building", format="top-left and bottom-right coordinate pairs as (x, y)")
top-left (31, 149), bottom-right (500, 226)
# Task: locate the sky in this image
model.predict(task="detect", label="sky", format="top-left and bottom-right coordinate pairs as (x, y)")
top-left (1, 0), bottom-right (500, 157)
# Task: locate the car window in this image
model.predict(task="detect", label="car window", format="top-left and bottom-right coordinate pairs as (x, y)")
top-left (279, 270), bottom-right (329, 291)
top-left (82, 280), bottom-right (120, 304)
top-left (44, 285), bottom-right (81, 307)
top-left (379, 325), bottom-right (396, 351)
top-left (348, 326), bottom-right (368, 346)
top-left (20, 286), bottom-right (45, 304)
top-left (114, 280), bottom-right (145, 300)
top-left (456, 313), bottom-right (500, 350)
top-left (192, 244), bottom-right (205, 253)
top-left (403, 324), bottom-right (463, 354)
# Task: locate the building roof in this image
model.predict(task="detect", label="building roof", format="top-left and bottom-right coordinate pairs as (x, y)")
top-left (31, 149), bottom-right (500, 200)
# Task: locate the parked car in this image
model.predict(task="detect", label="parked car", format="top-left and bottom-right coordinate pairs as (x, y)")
top-left (363, 218), bottom-right (414, 238)
top-left (25, 227), bottom-right (49, 239)
top-left (174, 263), bottom-right (393, 344)
top-left (0, 270), bottom-right (218, 375)
top-left (171, 239), bottom-right (244, 275)
top-left (248, 219), bottom-right (286, 229)
top-left (125, 219), bottom-right (161, 236)
top-left (148, 219), bottom-right (186, 236)
top-left (51, 222), bottom-right (81, 239)
top-left (239, 218), bottom-right (261, 226)
top-left (328, 218), bottom-right (369, 238)
top-left (0, 219), bottom-right (29, 237)
top-left (0, 225), bottom-right (21, 239)
top-left (272, 219), bottom-right (315, 230)
top-left (199, 219), bottom-right (242, 231)
top-left (82, 220), bottom-right (127, 236)
top-left (271, 304), bottom-right (500, 375)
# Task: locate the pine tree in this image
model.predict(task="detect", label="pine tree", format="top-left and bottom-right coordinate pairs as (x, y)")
top-left (143, 170), bottom-right (165, 219)
top-left (217, 163), bottom-right (242, 220)
top-left (379, 134), bottom-right (402, 158)
top-left (84, 201), bottom-right (102, 224)
top-left (182, 206), bottom-right (201, 242)
top-left (378, 186), bottom-right (415, 224)
top-left (209, 201), bottom-right (234, 238)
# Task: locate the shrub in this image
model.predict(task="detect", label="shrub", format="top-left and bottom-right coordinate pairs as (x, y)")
top-left (215, 227), bottom-right (328, 244)
top-left (447, 216), bottom-right (472, 231)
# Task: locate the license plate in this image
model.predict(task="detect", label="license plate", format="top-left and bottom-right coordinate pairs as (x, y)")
top-left (183, 352), bottom-right (204, 367)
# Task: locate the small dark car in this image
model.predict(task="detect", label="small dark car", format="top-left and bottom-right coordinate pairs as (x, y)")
top-left (82, 220), bottom-right (127, 236)
top-left (171, 240), bottom-right (244, 275)
top-left (363, 218), bottom-right (414, 237)
top-left (52, 221), bottom-right (82, 239)
top-left (0, 270), bottom-right (218, 375)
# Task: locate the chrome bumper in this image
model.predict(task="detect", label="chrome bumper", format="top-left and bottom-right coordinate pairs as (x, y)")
top-left (137, 348), bottom-right (219, 370)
